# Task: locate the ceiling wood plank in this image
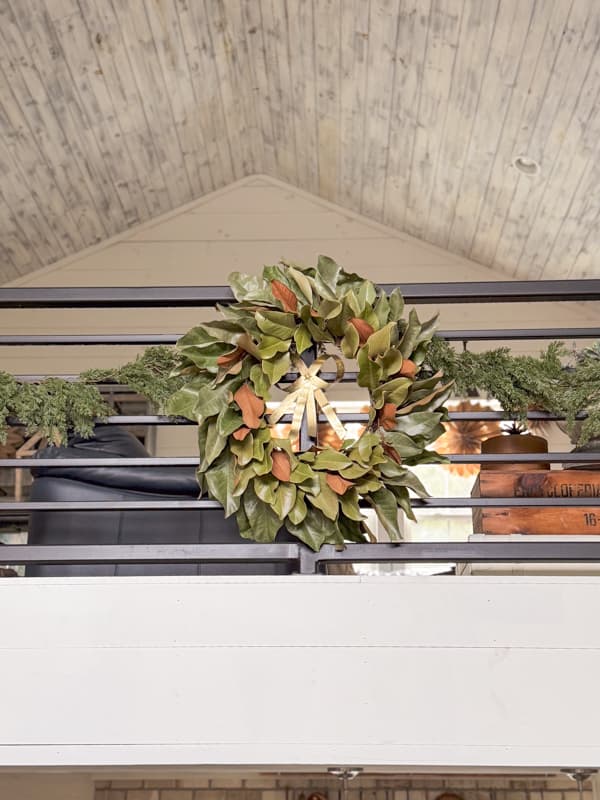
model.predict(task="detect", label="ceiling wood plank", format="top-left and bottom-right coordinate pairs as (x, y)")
top-left (491, 0), bottom-right (592, 277)
top-left (360, 0), bottom-right (402, 219)
top-left (1, 1), bottom-right (599, 282)
top-left (516, 16), bottom-right (600, 278)
top-left (339, 0), bottom-right (370, 210)
top-left (78, 0), bottom-right (172, 219)
top-left (382, 0), bottom-right (431, 230)
top-left (315, 0), bottom-right (341, 201)
top-left (427, 0), bottom-right (503, 250)
top-left (286, 0), bottom-right (319, 194)
top-left (403, 0), bottom-right (466, 239)
top-left (7, 0), bottom-right (127, 236)
top-left (446, 0), bottom-right (535, 256)
top-left (258, 0), bottom-right (299, 183)
top-left (144, 0), bottom-right (214, 196)
top-left (468, 0), bottom-right (574, 269)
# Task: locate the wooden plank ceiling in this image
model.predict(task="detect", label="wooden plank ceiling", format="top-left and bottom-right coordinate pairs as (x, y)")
top-left (1, 0), bottom-right (599, 283)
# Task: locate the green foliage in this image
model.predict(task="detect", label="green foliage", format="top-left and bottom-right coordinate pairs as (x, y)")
top-left (3, 257), bottom-right (600, 550)
top-left (0, 346), bottom-right (182, 444)
top-left (426, 338), bottom-right (600, 445)
top-left (0, 371), bottom-right (111, 444)
top-left (163, 258), bottom-right (450, 549)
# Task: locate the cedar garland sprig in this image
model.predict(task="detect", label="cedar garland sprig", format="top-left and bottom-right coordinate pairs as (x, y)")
top-left (425, 338), bottom-right (600, 445)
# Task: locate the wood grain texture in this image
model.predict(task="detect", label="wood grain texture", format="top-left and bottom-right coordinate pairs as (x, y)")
top-left (1, 2), bottom-right (600, 283)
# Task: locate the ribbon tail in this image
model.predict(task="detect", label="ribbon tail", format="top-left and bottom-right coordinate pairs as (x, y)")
top-left (289, 386), bottom-right (309, 441)
top-left (306, 389), bottom-right (318, 438)
top-left (315, 388), bottom-right (347, 442)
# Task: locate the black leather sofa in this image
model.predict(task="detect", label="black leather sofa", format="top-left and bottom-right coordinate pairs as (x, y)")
top-left (27, 426), bottom-right (295, 577)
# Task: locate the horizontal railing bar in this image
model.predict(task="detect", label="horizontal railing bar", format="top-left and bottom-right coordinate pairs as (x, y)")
top-left (1, 280), bottom-right (599, 308)
top-left (2, 327), bottom-right (598, 345)
top-left (0, 543), bottom-right (300, 565)
top-left (1, 498), bottom-right (599, 512)
top-left (2, 453), bottom-right (596, 467)
top-left (5, 542), bottom-right (600, 567)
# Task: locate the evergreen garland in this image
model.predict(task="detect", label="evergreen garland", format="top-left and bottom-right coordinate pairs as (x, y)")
top-left (1, 332), bottom-right (599, 448)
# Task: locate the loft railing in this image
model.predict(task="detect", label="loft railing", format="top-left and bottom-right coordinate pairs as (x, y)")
top-left (1, 278), bottom-right (599, 575)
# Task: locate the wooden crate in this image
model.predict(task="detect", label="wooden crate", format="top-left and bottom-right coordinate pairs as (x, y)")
top-left (472, 470), bottom-right (600, 535)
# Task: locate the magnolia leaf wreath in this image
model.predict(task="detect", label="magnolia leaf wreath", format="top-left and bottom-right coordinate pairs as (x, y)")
top-left (166, 257), bottom-right (452, 551)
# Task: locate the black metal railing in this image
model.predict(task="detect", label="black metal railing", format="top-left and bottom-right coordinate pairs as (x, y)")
top-left (1, 278), bottom-right (599, 575)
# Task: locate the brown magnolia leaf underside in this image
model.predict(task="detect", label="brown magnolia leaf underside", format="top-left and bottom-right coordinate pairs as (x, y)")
top-left (271, 279), bottom-right (298, 313)
top-left (233, 383), bottom-right (265, 429)
top-left (326, 473), bottom-right (353, 495)
top-left (271, 449), bottom-right (292, 482)
top-left (349, 317), bottom-right (374, 344)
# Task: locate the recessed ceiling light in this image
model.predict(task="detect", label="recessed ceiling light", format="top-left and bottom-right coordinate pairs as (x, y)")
top-left (512, 155), bottom-right (540, 176)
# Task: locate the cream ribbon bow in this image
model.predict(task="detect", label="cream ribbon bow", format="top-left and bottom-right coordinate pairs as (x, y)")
top-left (268, 353), bottom-right (347, 443)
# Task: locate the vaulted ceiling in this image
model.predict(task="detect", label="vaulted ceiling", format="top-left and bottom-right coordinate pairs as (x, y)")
top-left (1, 0), bottom-right (599, 284)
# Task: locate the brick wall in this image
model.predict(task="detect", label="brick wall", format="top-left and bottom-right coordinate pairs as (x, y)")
top-left (94, 775), bottom-right (593, 800)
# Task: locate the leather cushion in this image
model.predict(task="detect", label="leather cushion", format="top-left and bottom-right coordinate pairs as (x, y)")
top-left (31, 425), bottom-right (199, 495)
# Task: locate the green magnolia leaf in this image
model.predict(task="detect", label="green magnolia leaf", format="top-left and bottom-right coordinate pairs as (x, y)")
top-left (352, 431), bottom-right (380, 462)
top-left (217, 406), bottom-right (244, 437)
top-left (262, 351), bottom-right (291, 384)
top-left (293, 324), bottom-right (312, 355)
top-left (383, 430), bottom-right (424, 457)
top-left (177, 325), bottom-right (218, 351)
top-left (338, 513), bottom-right (368, 543)
top-left (242, 485), bottom-right (281, 542)
top-left (357, 279), bottom-right (377, 308)
top-left (399, 308), bottom-right (422, 358)
top-left (165, 376), bottom-right (210, 420)
top-left (374, 376), bottom-right (412, 407)
top-left (393, 411), bottom-right (444, 438)
top-left (388, 288), bottom-right (405, 321)
top-left (204, 454), bottom-right (240, 517)
top-left (250, 364), bottom-right (271, 397)
top-left (263, 264), bottom-right (296, 290)
top-left (229, 271), bottom-right (274, 304)
top-left (340, 322), bottom-right (360, 358)
top-left (312, 448), bottom-right (354, 471)
top-left (368, 487), bottom-right (402, 540)
top-left (366, 321), bottom-right (397, 358)
top-left (317, 299), bottom-right (343, 320)
top-left (397, 383), bottom-right (453, 415)
top-left (200, 320), bottom-right (249, 344)
top-left (287, 506), bottom-right (343, 550)
top-left (257, 336), bottom-right (290, 359)
top-left (373, 292), bottom-right (391, 327)
top-left (288, 461), bottom-right (315, 484)
top-left (272, 482), bottom-right (297, 519)
top-left (357, 346), bottom-right (382, 389)
top-left (339, 488), bottom-right (366, 521)
top-left (340, 462), bottom-right (373, 479)
top-left (288, 265), bottom-right (314, 304)
top-left (231, 431), bottom-right (255, 465)
top-left (388, 484), bottom-right (417, 521)
top-left (253, 474), bottom-right (278, 504)
top-left (287, 491), bottom-right (308, 524)
top-left (256, 310), bottom-right (296, 339)
top-left (418, 313), bottom-right (439, 341)
top-left (232, 463), bottom-right (258, 497)
top-left (200, 420), bottom-right (228, 469)
top-left (377, 348), bottom-right (404, 377)
top-left (314, 255), bottom-right (341, 297)
top-left (307, 474), bottom-right (339, 521)
top-left (380, 464), bottom-right (429, 498)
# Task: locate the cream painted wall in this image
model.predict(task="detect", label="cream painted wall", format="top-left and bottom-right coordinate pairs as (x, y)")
top-left (0, 174), bottom-right (593, 455)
